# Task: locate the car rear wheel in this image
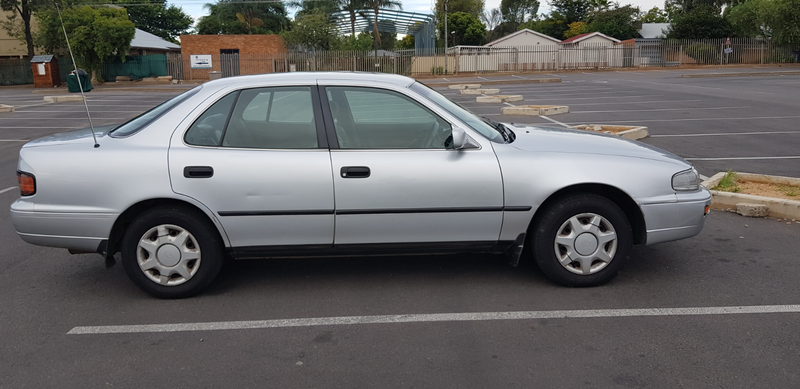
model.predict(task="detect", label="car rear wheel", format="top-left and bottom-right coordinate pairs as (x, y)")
top-left (531, 194), bottom-right (632, 287)
top-left (121, 206), bottom-right (224, 298)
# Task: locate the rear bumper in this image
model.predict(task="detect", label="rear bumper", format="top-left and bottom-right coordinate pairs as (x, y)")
top-left (641, 188), bottom-right (712, 245)
top-left (10, 201), bottom-right (117, 252)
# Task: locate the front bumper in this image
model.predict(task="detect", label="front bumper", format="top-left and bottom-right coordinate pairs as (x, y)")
top-left (641, 188), bottom-right (712, 245)
top-left (10, 200), bottom-right (117, 253)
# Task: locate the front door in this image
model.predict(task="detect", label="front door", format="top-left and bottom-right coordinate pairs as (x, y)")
top-left (169, 85), bottom-right (334, 249)
top-left (323, 86), bottom-right (504, 246)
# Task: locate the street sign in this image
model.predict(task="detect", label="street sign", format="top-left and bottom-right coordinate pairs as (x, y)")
top-left (191, 55), bottom-right (212, 69)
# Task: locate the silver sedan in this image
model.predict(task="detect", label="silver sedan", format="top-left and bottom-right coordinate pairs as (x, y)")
top-left (10, 72), bottom-right (711, 298)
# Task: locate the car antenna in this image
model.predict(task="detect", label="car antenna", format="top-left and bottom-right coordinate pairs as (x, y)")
top-left (55, 2), bottom-right (99, 148)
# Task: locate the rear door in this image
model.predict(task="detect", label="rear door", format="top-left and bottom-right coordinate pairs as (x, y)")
top-left (169, 85), bottom-right (335, 249)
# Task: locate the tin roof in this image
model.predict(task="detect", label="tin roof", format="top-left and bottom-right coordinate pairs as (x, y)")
top-left (30, 55), bottom-right (54, 63)
top-left (130, 29), bottom-right (180, 51)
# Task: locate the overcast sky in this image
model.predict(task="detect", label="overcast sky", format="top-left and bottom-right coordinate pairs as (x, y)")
top-left (173, 0), bottom-right (667, 28)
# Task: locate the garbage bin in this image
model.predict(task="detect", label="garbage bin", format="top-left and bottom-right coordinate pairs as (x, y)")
top-left (66, 69), bottom-right (93, 93)
top-left (208, 71), bottom-right (223, 80)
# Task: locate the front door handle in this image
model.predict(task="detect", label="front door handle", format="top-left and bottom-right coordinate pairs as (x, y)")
top-left (340, 166), bottom-right (370, 178)
top-left (184, 166), bottom-right (214, 178)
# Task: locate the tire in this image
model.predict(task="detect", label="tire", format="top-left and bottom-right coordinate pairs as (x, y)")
top-left (531, 193), bottom-right (632, 287)
top-left (121, 206), bottom-right (224, 298)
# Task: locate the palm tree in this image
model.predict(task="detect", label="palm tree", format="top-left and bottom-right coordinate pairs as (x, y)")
top-left (334, 0), bottom-right (369, 36)
top-left (362, 0), bottom-right (401, 48)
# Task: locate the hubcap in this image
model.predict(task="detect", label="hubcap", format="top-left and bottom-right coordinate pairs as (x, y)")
top-left (136, 224), bottom-right (201, 286)
top-left (553, 213), bottom-right (617, 275)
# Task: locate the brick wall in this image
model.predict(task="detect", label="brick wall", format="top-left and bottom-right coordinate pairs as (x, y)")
top-left (179, 35), bottom-right (287, 79)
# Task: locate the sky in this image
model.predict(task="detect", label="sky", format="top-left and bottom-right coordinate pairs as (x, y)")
top-left (173, 0), bottom-right (667, 27)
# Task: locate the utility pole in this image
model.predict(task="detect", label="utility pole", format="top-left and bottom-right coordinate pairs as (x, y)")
top-left (444, 0), bottom-right (448, 75)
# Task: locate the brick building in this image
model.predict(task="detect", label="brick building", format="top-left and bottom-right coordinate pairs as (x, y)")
top-left (179, 34), bottom-right (287, 79)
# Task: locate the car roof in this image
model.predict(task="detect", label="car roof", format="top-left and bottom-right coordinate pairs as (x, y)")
top-left (202, 72), bottom-right (416, 89)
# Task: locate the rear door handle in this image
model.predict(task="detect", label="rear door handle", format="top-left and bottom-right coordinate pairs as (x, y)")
top-left (184, 166), bottom-right (214, 178)
top-left (340, 166), bottom-right (370, 178)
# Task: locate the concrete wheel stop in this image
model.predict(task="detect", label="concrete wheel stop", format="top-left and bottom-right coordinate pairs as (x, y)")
top-left (502, 105), bottom-right (568, 116)
top-left (0, 104), bottom-right (14, 113)
top-left (448, 84), bottom-right (481, 90)
top-left (44, 95), bottom-right (86, 102)
top-left (476, 95), bottom-right (523, 103)
top-left (702, 172), bottom-right (800, 220)
top-left (573, 124), bottom-right (649, 140)
top-left (460, 88), bottom-right (501, 95)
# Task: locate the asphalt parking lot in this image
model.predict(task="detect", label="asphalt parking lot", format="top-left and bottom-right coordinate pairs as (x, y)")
top-left (1, 67), bottom-right (800, 388)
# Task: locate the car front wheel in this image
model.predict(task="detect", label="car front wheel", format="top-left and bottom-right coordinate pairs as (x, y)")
top-left (121, 206), bottom-right (224, 298)
top-left (531, 194), bottom-right (632, 287)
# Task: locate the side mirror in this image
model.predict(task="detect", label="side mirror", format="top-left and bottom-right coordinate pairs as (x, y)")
top-left (451, 126), bottom-right (481, 150)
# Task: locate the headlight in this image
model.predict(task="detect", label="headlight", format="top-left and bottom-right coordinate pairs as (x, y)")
top-left (672, 168), bottom-right (700, 191)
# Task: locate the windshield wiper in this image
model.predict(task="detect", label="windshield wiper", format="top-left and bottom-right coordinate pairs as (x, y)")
top-left (481, 116), bottom-right (514, 143)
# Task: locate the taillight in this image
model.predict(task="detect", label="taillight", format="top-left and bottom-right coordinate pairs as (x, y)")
top-left (17, 171), bottom-right (35, 196)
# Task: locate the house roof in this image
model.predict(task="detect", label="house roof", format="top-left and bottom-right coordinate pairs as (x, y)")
top-left (638, 23), bottom-right (670, 39)
top-left (484, 28), bottom-right (561, 46)
top-left (559, 32), bottom-right (621, 44)
top-left (130, 28), bottom-right (180, 51)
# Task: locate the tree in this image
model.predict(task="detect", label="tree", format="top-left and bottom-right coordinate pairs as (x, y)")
top-left (500, 0), bottom-right (539, 25)
top-left (666, 4), bottom-right (734, 39)
top-left (281, 9), bottom-right (338, 50)
top-left (586, 5), bottom-right (641, 40)
top-left (363, 0), bottom-right (401, 48)
top-left (292, 0), bottom-right (340, 17)
top-left (335, 32), bottom-right (374, 50)
top-left (113, 0), bottom-right (192, 42)
top-left (396, 33), bottom-right (414, 49)
top-left (1, 0), bottom-right (54, 57)
top-left (729, 0), bottom-right (800, 44)
top-left (640, 6), bottom-right (669, 22)
top-left (196, 0), bottom-right (290, 34)
top-left (35, 6), bottom-right (135, 81)
top-left (563, 21), bottom-right (587, 38)
top-left (438, 11), bottom-right (486, 46)
top-left (520, 16), bottom-right (568, 39)
top-left (480, 7), bottom-right (502, 31)
top-left (550, 0), bottom-right (590, 25)
top-left (334, 0), bottom-right (368, 36)
top-left (435, 0), bottom-right (484, 19)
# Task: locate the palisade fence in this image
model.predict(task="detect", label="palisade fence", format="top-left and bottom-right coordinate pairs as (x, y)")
top-left (1, 38), bottom-right (797, 85)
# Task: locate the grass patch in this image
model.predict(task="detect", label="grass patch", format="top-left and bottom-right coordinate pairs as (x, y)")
top-left (712, 170), bottom-right (740, 193)
top-left (778, 184), bottom-right (800, 197)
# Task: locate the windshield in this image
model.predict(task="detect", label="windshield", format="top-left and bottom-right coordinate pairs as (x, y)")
top-left (109, 86), bottom-right (201, 137)
top-left (410, 82), bottom-right (509, 143)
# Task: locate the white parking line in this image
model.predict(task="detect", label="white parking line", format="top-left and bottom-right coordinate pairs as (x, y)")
top-left (685, 156), bottom-right (800, 161)
top-left (0, 186), bottom-right (17, 194)
top-left (67, 305), bottom-right (800, 335)
top-left (651, 131), bottom-right (800, 138)
top-left (567, 99), bottom-right (702, 106)
top-left (539, 115), bottom-right (572, 128)
top-left (563, 115), bottom-right (800, 125)
top-left (571, 106), bottom-right (749, 114)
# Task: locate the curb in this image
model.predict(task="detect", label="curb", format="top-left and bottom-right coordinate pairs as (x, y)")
top-left (423, 78), bottom-right (561, 87)
top-left (31, 86), bottom-right (196, 94)
top-left (680, 71), bottom-right (800, 78)
top-left (502, 105), bottom-right (569, 116)
top-left (572, 124), bottom-right (649, 140)
top-left (701, 172), bottom-right (800, 220)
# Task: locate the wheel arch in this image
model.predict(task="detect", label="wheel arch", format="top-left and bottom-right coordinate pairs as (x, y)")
top-left (528, 183), bottom-right (646, 245)
top-left (105, 198), bottom-right (228, 259)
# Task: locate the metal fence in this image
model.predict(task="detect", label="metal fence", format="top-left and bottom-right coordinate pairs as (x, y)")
top-left (1, 38), bottom-right (797, 85)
